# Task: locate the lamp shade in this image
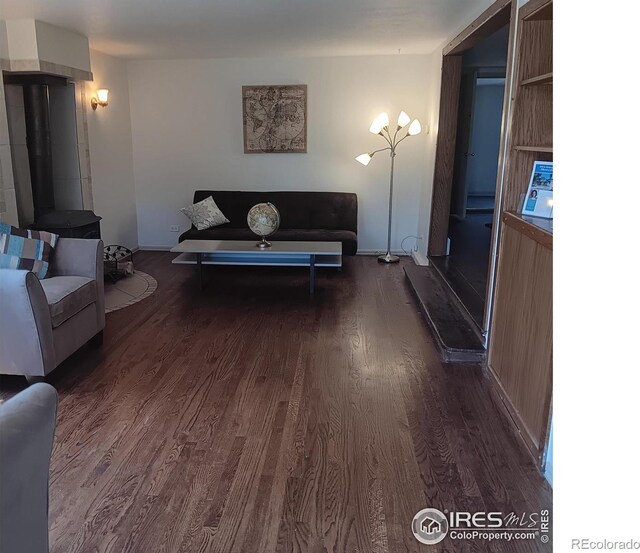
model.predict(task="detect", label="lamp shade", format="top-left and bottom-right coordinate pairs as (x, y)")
top-left (408, 119), bottom-right (422, 135)
top-left (397, 111), bottom-right (411, 128)
top-left (369, 117), bottom-right (383, 134)
top-left (355, 153), bottom-right (372, 166)
top-left (96, 89), bottom-right (109, 104)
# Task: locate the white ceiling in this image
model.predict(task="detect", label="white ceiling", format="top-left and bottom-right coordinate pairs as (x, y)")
top-left (0, 0), bottom-right (492, 60)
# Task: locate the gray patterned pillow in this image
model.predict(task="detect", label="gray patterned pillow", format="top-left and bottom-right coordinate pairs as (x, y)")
top-left (180, 196), bottom-right (229, 230)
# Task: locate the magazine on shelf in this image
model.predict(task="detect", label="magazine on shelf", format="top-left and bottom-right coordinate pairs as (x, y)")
top-left (522, 160), bottom-right (553, 219)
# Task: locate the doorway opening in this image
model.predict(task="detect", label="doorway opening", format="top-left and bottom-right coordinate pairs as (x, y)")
top-left (430, 25), bottom-right (509, 329)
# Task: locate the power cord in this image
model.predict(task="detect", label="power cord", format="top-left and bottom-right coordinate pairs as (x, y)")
top-left (401, 235), bottom-right (422, 256)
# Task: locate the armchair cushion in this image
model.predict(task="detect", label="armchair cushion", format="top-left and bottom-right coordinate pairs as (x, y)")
top-left (40, 276), bottom-right (96, 328)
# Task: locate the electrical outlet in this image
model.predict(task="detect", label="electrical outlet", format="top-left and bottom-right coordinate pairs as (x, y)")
top-left (170, 225), bottom-right (180, 232)
top-left (413, 236), bottom-right (424, 252)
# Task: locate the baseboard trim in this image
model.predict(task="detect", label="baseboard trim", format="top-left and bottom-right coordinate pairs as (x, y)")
top-left (411, 250), bottom-right (429, 266)
top-left (356, 249), bottom-right (408, 256)
top-left (138, 245), bottom-right (174, 251)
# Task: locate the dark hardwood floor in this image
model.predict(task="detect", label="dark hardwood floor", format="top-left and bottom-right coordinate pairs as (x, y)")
top-left (0, 252), bottom-right (551, 552)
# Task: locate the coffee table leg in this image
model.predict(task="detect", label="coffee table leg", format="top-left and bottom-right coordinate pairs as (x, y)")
top-left (197, 253), bottom-right (203, 290)
top-left (309, 254), bottom-right (316, 296)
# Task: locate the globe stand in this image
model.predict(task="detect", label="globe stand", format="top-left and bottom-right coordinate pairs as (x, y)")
top-left (256, 237), bottom-right (272, 248)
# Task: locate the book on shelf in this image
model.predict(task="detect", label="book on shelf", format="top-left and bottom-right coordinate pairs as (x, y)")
top-left (522, 160), bottom-right (553, 219)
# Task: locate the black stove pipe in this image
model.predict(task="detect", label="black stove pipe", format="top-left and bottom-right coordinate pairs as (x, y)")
top-left (23, 84), bottom-right (55, 220)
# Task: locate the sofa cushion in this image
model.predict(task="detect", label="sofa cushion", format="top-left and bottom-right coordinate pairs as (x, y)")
top-left (179, 227), bottom-right (358, 255)
top-left (0, 223), bottom-right (59, 279)
top-left (180, 196), bottom-right (230, 230)
top-left (40, 276), bottom-right (97, 328)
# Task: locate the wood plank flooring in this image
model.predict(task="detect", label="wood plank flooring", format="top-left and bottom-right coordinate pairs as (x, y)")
top-left (0, 253), bottom-right (552, 552)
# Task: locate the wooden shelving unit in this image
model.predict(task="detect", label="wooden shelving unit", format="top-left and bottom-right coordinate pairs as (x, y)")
top-left (501, 0), bottom-right (553, 212)
top-left (521, 72), bottom-right (552, 86)
top-left (487, 0), bottom-right (553, 469)
top-left (523, 1), bottom-right (552, 21)
top-left (514, 145), bottom-right (553, 153)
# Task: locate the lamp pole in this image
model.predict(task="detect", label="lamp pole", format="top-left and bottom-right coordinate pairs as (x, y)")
top-left (355, 111), bottom-right (421, 264)
top-left (380, 150), bottom-right (398, 263)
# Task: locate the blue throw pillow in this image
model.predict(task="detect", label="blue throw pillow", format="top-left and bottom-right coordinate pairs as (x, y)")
top-left (0, 223), bottom-right (59, 279)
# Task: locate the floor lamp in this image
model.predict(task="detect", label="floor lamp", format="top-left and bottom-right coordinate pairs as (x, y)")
top-left (356, 111), bottom-right (421, 263)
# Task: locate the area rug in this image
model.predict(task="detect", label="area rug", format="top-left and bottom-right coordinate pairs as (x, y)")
top-left (104, 271), bottom-right (158, 313)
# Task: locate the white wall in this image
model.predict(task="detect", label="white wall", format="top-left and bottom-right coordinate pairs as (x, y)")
top-left (87, 49), bottom-right (138, 249)
top-left (127, 54), bottom-right (432, 252)
top-left (0, 20), bottom-right (9, 60)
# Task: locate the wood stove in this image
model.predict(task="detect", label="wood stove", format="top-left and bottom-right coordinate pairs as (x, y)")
top-left (32, 210), bottom-right (101, 239)
top-left (4, 73), bottom-right (102, 237)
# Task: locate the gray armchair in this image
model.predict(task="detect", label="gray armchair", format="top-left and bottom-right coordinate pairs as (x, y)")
top-left (0, 238), bottom-right (105, 381)
top-left (0, 383), bottom-right (58, 553)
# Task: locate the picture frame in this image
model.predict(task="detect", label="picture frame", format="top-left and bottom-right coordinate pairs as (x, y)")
top-left (242, 84), bottom-right (307, 153)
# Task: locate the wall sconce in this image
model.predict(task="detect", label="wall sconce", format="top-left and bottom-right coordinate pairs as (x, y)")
top-left (91, 89), bottom-right (109, 110)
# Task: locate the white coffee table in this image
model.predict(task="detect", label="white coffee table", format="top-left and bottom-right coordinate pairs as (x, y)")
top-left (170, 240), bottom-right (342, 295)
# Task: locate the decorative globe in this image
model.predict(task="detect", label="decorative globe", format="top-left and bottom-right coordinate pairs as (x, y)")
top-left (247, 202), bottom-right (280, 248)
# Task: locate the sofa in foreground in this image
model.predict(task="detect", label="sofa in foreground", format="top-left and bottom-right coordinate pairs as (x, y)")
top-left (0, 238), bottom-right (105, 382)
top-left (179, 191), bottom-right (359, 255)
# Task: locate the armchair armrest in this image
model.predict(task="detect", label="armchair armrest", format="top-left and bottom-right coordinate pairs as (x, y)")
top-left (49, 238), bottom-right (104, 280)
top-left (0, 269), bottom-right (55, 376)
top-left (49, 238), bottom-right (105, 332)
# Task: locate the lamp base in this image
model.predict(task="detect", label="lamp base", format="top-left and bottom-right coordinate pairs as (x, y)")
top-left (378, 253), bottom-right (400, 264)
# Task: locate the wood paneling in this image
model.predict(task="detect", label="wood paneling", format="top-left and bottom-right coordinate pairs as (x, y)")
top-left (488, 223), bottom-right (552, 463)
top-left (488, 0), bottom-right (553, 467)
top-left (0, 253), bottom-right (552, 552)
top-left (521, 0), bottom-right (553, 21)
top-left (428, 55), bottom-right (462, 256)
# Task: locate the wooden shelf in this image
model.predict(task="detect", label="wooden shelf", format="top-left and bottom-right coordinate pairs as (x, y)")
top-left (502, 211), bottom-right (552, 249)
top-left (521, 72), bottom-right (552, 86)
top-left (514, 145), bottom-right (553, 153)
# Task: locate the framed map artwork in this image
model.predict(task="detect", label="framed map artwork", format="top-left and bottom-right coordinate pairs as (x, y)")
top-left (242, 85), bottom-right (307, 153)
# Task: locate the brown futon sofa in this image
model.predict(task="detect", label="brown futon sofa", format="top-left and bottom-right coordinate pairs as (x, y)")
top-left (179, 191), bottom-right (358, 255)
